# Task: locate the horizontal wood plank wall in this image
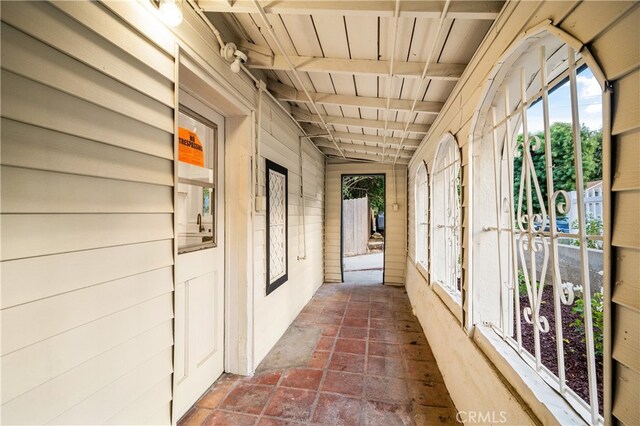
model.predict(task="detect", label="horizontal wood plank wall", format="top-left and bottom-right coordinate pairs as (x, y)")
top-left (607, 5), bottom-right (640, 424)
top-left (252, 99), bottom-right (326, 366)
top-left (404, 0), bottom-right (640, 423)
top-left (325, 162), bottom-right (407, 284)
top-left (0, 1), bottom-right (175, 424)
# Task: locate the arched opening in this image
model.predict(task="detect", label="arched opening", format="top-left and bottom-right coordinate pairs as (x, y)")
top-left (431, 134), bottom-right (462, 302)
top-left (469, 25), bottom-right (608, 424)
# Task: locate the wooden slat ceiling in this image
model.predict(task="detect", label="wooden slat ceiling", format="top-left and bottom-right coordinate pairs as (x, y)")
top-left (202, 1), bottom-right (502, 164)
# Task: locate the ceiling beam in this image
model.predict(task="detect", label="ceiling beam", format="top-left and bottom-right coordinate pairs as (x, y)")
top-left (303, 129), bottom-right (420, 149)
top-left (198, 1), bottom-right (504, 19)
top-left (300, 124), bottom-right (421, 147)
top-left (269, 80), bottom-right (443, 115)
top-left (247, 54), bottom-right (465, 80)
top-left (292, 107), bottom-right (430, 134)
top-left (314, 140), bottom-right (413, 158)
top-left (320, 147), bottom-right (410, 164)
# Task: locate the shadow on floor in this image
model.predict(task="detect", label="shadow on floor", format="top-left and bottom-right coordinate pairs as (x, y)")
top-left (178, 281), bottom-right (460, 425)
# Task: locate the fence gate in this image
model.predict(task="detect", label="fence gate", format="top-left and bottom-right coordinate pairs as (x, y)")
top-left (342, 196), bottom-right (369, 256)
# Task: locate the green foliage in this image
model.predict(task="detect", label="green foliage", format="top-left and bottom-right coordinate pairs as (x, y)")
top-left (570, 290), bottom-right (604, 356)
top-left (517, 271), bottom-right (541, 296)
top-left (518, 271), bottom-right (528, 296)
top-left (570, 214), bottom-right (603, 249)
top-left (513, 123), bottom-right (602, 212)
top-left (342, 175), bottom-right (385, 214)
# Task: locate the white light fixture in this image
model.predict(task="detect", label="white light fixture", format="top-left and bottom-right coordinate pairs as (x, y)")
top-left (158, 0), bottom-right (183, 27)
top-left (220, 42), bottom-right (247, 73)
top-left (230, 50), bottom-right (248, 73)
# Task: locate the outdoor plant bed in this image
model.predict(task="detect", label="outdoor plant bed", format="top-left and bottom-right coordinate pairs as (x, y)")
top-left (516, 284), bottom-right (603, 414)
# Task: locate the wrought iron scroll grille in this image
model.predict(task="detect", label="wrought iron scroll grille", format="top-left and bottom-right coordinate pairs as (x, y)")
top-left (415, 162), bottom-right (428, 266)
top-left (266, 159), bottom-right (288, 294)
top-left (485, 44), bottom-right (604, 425)
top-left (430, 136), bottom-right (462, 300)
top-left (268, 169), bottom-right (286, 282)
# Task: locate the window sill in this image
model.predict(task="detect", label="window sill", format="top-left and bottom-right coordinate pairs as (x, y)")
top-left (431, 281), bottom-right (462, 324)
top-left (473, 325), bottom-right (589, 426)
top-left (416, 261), bottom-right (429, 282)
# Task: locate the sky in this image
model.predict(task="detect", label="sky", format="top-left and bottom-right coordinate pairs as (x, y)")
top-left (526, 67), bottom-right (603, 133)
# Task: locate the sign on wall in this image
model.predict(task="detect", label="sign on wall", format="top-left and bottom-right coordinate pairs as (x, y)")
top-left (178, 127), bottom-right (205, 167)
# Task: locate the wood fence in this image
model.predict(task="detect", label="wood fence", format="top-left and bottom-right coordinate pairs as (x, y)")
top-left (342, 197), bottom-right (370, 256)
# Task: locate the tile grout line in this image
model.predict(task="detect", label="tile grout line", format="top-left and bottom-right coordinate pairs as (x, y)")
top-left (253, 368), bottom-right (287, 425)
top-left (306, 286), bottom-right (349, 424)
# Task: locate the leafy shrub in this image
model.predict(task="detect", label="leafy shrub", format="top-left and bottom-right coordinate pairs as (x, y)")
top-left (570, 289), bottom-right (604, 356)
top-left (570, 214), bottom-right (603, 249)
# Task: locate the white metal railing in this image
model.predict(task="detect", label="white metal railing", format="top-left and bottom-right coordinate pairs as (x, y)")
top-left (485, 43), bottom-right (603, 425)
top-left (431, 135), bottom-right (462, 298)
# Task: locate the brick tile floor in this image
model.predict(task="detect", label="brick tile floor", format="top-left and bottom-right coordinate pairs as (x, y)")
top-left (178, 282), bottom-right (460, 425)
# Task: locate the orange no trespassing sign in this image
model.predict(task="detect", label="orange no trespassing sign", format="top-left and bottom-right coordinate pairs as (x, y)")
top-left (178, 127), bottom-right (204, 167)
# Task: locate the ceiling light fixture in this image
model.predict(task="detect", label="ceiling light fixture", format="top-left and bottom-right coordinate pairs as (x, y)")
top-left (158, 0), bottom-right (183, 27)
top-left (220, 42), bottom-right (247, 73)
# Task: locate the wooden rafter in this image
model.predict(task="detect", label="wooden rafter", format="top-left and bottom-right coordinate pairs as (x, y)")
top-left (320, 147), bottom-right (410, 164)
top-left (247, 53), bottom-right (465, 80)
top-left (314, 140), bottom-right (414, 158)
top-left (199, 1), bottom-right (504, 20)
top-left (269, 80), bottom-right (443, 114)
top-left (330, 131), bottom-right (420, 148)
top-left (292, 107), bottom-right (430, 134)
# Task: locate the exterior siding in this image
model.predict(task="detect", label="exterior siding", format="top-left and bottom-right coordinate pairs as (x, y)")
top-left (252, 100), bottom-right (326, 366)
top-left (0, 2), bottom-right (175, 424)
top-left (405, 1), bottom-right (639, 423)
top-left (325, 162), bottom-right (407, 285)
top-left (1, 0), bottom-right (327, 423)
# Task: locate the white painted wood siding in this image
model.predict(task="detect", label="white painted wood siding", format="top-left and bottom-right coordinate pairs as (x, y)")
top-left (0, 2), bottom-right (175, 424)
top-left (405, 1), bottom-right (640, 423)
top-left (1, 0), bottom-right (328, 422)
top-left (325, 162), bottom-right (407, 284)
top-left (252, 100), bottom-right (326, 366)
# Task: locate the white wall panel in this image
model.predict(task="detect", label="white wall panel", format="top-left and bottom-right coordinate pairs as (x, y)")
top-left (252, 100), bottom-right (326, 366)
top-left (0, 1), bottom-right (176, 424)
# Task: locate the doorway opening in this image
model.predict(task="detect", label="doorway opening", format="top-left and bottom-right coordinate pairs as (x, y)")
top-left (341, 174), bottom-right (385, 284)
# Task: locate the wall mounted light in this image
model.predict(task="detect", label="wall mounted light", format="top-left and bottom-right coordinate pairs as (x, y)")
top-left (220, 42), bottom-right (247, 73)
top-left (230, 50), bottom-right (248, 73)
top-left (158, 0), bottom-right (183, 27)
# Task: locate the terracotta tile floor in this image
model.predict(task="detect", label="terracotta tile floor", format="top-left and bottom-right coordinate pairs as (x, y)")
top-left (178, 282), bottom-right (460, 425)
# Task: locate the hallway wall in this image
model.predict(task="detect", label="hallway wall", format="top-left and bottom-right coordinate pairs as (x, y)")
top-left (252, 100), bottom-right (326, 367)
top-left (0, 1), bottom-right (326, 423)
top-left (1, 2), bottom-right (176, 423)
top-left (405, 1), bottom-right (639, 424)
top-left (325, 162), bottom-right (407, 285)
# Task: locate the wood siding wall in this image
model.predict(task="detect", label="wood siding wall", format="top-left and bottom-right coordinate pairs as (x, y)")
top-left (1, 0), bottom-right (327, 423)
top-left (0, 2), bottom-right (175, 423)
top-left (325, 162), bottom-right (407, 284)
top-left (405, 1), bottom-right (639, 423)
top-left (252, 101), bottom-right (326, 366)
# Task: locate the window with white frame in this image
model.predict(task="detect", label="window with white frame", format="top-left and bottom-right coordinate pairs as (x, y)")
top-left (430, 134), bottom-right (462, 301)
top-left (470, 29), bottom-right (606, 425)
top-left (415, 161), bottom-right (428, 267)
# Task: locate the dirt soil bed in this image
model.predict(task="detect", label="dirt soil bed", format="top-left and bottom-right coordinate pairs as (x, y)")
top-left (517, 285), bottom-right (603, 414)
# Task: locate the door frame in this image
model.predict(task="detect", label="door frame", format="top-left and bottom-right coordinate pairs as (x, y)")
top-left (172, 45), bottom-right (255, 422)
top-left (339, 173), bottom-right (386, 283)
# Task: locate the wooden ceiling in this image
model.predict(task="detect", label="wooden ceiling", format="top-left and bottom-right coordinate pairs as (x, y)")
top-left (202, 1), bottom-right (503, 164)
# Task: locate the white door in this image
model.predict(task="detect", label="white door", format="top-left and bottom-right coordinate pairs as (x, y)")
top-left (173, 91), bottom-right (225, 420)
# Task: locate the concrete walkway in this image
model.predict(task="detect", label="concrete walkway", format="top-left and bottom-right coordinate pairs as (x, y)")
top-left (178, 282), bottom-right (460, 425)
top-left (344, 253), bottom-right (384, 285)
